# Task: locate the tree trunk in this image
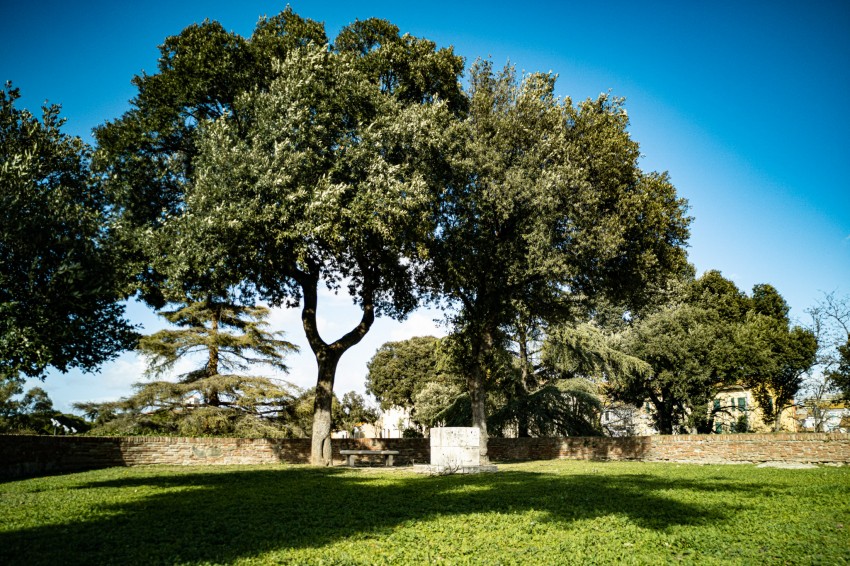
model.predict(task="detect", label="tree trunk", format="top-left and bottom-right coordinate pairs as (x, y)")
top-left (311, 349), bottom-right (341, 466)
top-left (467, 327), bottom-right (494, 464)
top-left (467, 368), bottom-right (489, 464)
top-left (205, 301), bottom-right (221, 406)
top-left (516, 325), bottom-right (531, 438)
top-left (649, 393), bottom-right (674, 435)
top-left (772, 399), bottom-right (783, 432)
top-left (297, 266), bottom-right (375, 466)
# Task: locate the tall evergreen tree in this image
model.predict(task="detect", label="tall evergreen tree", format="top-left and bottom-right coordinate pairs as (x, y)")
top-left (76, 301), bottom-right (299, 437)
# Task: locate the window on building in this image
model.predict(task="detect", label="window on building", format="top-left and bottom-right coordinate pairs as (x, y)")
top-left (715, 422), bottom-right (722, 434)
top-left (738, 397), bottom-right (746, 410)
top-left (713, 399), bottom-right (721, 411)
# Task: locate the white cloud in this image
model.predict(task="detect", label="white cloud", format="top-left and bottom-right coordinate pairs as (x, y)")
top-left (389, 309), bottom-right (447, 341)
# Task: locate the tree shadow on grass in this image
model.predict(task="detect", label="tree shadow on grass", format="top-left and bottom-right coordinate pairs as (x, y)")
top-left (1, 465), bottom-right (767, 565)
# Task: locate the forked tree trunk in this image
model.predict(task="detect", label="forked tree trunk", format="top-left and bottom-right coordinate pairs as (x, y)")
top-left (298, 268), bottom-right (375, 466)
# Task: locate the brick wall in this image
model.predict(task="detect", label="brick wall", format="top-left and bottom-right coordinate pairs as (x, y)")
top-left (487, 436), bottom-right (652, 461)
top-left (2, 433), bottom-right (847, 480)
top-left (0, 435), bottom-right (430, 479)
top-left (486, 433), bottom-right (850, 464)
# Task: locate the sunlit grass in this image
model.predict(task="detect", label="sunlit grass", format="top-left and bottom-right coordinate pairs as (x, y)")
top-left (1, 460), bottom-right (848, 564)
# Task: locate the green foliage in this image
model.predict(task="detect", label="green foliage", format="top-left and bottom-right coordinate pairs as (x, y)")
top-left (77, 300), bottom-right (301, 438)
top-left (93, 9), bottom-right (328, 306)
top-left (104, 11), bottom-right (465, 464)
top-left (334, 391), bottom-right (379, 435)
top-left (191, 39), bottom-right (459, 314)
top-left (427, 60), bottom-right (691, 446)
top-left (0, 379), bottom-right (89, 434)
top-left (366, 331), bottom-right (607, 436)
top-left (0, 82), bottom-right (136, 380)
top-left (683, 269), bottom-right (750, 321)
top-left (2, 462), bottom-right (848, 564)
top-left (736, 313), bottom-right (817, 429)
top-left (365, 335), bottom-right (472, 430)
top-left (486, 323), bottom-right (623, 437)
top-left (138, 301), bottom-right (295, 380)
top-left (412, 380), bottom-right (466, 428)
top-left (489, 379), bottom-right (604, 437)
top-left (543, 323), bottom-right (651, 383)
top-left (601, 271), bottom-right (743, 433)
top-left (366, 336), bottom-right (441, 409)
top-left (829, 336), bottom-right (850, 399)
top-left (602, 271), bottom-right (817, 433)
top-left (751, 283), bottom-right (791, 322)
top-left (365, 336), bottom-right (463, 411)
top-left (613, 300), bottom-right (732, 434)
top-left (334, 18), bottom-right (466, 112)
top-left (401, 427), bottom-right (423, 438)
top-left (0, 380), bottom-right (53, 433)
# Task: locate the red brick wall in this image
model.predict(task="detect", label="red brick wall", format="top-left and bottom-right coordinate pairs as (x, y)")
top-left (2, 433), bottom-right (847, 480)
top-left (486, 433), bottom-right (850, 464)
top-left (0, 435), bottom-right (430, 479)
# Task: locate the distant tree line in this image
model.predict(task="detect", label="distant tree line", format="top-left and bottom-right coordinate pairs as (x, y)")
top-left (2, 9), bottom-right (844, 461)
top-left (366, 271), bottom-right (821, 437)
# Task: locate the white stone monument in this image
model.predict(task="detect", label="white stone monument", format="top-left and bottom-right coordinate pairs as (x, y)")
top-left (415, 427), bottom-right (497, 474)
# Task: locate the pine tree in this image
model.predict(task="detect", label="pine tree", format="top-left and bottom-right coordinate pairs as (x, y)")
top-left (78, 300), bottom-right (301, 437)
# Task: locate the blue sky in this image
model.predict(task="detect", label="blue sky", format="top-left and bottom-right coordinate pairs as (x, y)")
top-left (3, 1), bottom-right (848, 412)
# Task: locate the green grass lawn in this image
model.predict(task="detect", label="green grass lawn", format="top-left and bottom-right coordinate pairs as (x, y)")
top-left (1, 460), bottom-right (848, 565)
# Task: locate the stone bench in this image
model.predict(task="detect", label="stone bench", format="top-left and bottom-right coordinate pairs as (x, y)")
top-left (339, 449), bottom-right (399, 467)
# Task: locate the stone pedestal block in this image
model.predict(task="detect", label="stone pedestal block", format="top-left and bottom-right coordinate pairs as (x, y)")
top-left (431, 427), bottom-right (480, 468)
top-left (414, 427), bottom-right (497, 474)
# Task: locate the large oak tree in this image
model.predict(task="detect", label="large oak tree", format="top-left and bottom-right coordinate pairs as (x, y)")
top-left (426, 62), bottom-right (691, 460)
top-left (97, 10), bottom-right (465, 464)
top-left (189, 37), bottom-right (462, 464)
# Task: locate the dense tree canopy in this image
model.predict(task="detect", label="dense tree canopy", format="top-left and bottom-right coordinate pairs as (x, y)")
top-left (735, 286), bottom-right (817, 430)
top-left (613, 301), bottom-right (732, 434)
top-left (425, 62), bottom-right (691, 459)
top-left (94, 10), bottom-right (464, 464)
top-left (366, 336), bottom-right (448, 410)
top-left (19, 7), bottom-right (823, 451)
top-left (605, 272), bottom-right (816, 433)
top-left (365, 335), bottom-right (473, 430)
top-left (0, 83), bottom-right (136, 381)
top-left (93, 10), bottom-right (329, 306)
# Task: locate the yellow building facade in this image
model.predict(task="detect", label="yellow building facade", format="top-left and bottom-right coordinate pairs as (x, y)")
top-left (711, 386), bottom-right (796, 433)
